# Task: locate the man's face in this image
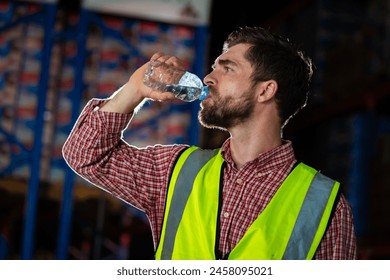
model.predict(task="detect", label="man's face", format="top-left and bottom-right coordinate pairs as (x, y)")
top-left (198, 44), bottom-right (256, 130)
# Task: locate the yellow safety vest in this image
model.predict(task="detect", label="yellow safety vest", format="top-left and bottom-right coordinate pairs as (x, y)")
top-left (155, 146), bottom-right (340, 260)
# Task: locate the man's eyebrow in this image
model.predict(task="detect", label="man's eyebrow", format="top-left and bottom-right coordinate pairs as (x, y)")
top-left (211, 58), bottom-right (238, 69)
top-left (218, 59), bottom-right (237, 66)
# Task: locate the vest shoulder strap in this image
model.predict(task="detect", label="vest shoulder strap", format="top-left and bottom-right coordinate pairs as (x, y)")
top-left (156, 147), bottom-right (221, 259)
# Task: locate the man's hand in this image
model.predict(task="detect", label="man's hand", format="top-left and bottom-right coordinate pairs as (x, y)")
top-left (99, 52), bottom-right (182, 114)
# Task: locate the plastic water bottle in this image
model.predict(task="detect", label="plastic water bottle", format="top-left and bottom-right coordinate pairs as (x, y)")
top-left (143, 60), bottom-right (209, 102)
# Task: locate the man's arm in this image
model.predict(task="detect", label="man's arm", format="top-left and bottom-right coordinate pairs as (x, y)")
top-left (315, 194), bottom-right (357, 259)
top-left (62, 52), bottom-right (188, 212)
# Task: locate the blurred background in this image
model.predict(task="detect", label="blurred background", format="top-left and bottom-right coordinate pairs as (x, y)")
top-left (0, 0), bottom-right (389, 260)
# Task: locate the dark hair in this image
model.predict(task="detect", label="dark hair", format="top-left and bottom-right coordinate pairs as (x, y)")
top-left (223, 26), bottom-right (313, 128)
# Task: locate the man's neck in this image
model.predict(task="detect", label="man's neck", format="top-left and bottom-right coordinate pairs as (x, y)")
top-left (228, 123), bottom-right (282, 169)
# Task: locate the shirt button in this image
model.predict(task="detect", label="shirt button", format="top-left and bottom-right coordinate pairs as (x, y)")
top-left (223, 212), bottom-right (229, 218)
top-left (236, 178), bottom-right (243, 184)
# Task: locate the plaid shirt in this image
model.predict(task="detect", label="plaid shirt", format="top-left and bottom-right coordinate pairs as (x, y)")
top-left (63, 98), bottom-right (357, 259)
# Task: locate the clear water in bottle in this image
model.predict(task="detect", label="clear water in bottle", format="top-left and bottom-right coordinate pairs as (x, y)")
top-left (143, 60), bottom-right (208, 102)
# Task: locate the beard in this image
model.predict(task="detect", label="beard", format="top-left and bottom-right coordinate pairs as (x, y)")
top-left (198, 87), bottom-right (256, 130)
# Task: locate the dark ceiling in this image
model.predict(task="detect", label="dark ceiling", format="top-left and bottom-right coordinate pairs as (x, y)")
top-left (207, 0), bottom-right (305, 64)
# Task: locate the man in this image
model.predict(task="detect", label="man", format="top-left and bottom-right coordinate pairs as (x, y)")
top-left (63, 26), bottom-right (357, 259)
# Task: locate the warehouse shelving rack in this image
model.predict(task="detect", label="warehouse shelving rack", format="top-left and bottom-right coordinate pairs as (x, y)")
top-left (0, 0), bottom-right (58, 260)
top-left (0, 0), bottom-right (209, 259)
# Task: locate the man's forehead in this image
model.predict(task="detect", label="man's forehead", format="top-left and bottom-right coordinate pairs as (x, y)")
top-left (215, 44), bottom-right (250, 64)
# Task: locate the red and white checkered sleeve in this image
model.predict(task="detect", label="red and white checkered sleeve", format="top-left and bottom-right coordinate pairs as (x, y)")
top-left (62, 98), bottom-right (187, 213)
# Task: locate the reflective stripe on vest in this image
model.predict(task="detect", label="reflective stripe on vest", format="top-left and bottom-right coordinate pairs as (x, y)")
top-left (155, 147), bottom-right (340, 260)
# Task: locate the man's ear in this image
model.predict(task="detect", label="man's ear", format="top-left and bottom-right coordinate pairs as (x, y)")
top-left (257, 80), bottom-right (278, 102)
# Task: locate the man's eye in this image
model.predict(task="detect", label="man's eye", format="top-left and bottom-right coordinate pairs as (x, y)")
top-left (224, 66), bottom-right (232, 72)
